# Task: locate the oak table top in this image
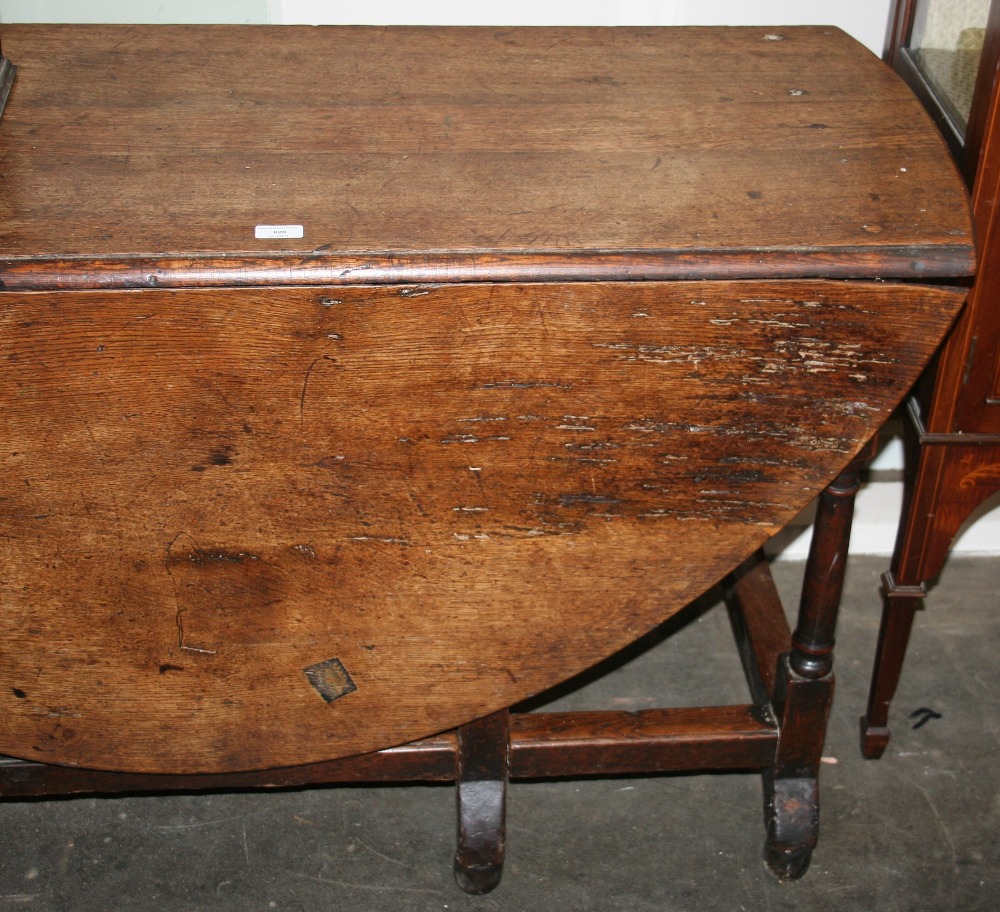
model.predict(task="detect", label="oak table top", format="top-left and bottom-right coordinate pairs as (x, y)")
top-left (0, 24), bottom-right (973, 286)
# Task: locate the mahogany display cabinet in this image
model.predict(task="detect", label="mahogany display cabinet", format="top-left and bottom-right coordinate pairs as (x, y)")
top-left (861, 0), bottom-right (1000, 759)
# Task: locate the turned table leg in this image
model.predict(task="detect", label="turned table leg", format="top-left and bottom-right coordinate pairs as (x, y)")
top-left (453, 710), bottom-right (509, 894)
top-left (764, 442), bottom-right (872, 879)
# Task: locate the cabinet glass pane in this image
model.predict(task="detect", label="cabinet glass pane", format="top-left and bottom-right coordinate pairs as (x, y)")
top-left (910, 0), bottom-right (991, 129)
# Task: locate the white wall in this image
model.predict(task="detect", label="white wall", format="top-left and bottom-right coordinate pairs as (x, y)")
top-left (277, 1), bottom-right (891, 54)
top-left (2, 0), bottom-right (996, 556)
top-left (0, 0), bottom-right (275, 24)
top-left (1, 0), bottom-right (892, 52)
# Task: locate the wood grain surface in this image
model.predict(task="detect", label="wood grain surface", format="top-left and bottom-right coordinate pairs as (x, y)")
top-left (0, 279), bottom-right (965, 772)
top-left (0, 25), bottom-right (974, 287)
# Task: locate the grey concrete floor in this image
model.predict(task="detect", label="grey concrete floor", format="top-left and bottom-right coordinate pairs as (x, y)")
top-left (1, 556), bottom-right (998, 911)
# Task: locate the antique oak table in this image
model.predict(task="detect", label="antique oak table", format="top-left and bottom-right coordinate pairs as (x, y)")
top-left (0, 25), bottom-right (974, 892)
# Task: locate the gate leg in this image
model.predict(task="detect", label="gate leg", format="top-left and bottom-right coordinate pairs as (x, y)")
top-left (454, 710), bottom-right (509, 894)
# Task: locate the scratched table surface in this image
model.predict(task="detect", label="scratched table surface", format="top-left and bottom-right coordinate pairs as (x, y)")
top-left (0, 25), bottom-right (973, 773)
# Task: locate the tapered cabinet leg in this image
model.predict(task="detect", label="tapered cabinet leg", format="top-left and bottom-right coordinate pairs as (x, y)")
top-left (860, 574), bottom-right (925, 758)
top-left (454, 710), bottom-right (509, 895)
top-left (764, 443), bottom-right (871, 879)
top-left (860, 412), bottom-right (1000, 760)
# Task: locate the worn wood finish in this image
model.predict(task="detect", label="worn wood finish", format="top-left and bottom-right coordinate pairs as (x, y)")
top-left (0, 24), bottom-right (974, 287)
top-left (0, 279), bottom-right (964, 773)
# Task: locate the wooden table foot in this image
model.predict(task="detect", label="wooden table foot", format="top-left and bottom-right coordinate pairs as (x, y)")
top-left (453, 829), bottom-right (505, 895)
top-left (453, 711), bottom-right (509, 895)
top-left (763, 774), bottom-right (817, 880)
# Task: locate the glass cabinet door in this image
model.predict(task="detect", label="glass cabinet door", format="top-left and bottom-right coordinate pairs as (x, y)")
top-left (905, 0), bottom-right (991, 136)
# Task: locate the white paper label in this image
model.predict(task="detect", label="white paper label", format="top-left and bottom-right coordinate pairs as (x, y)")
top-left (255, 224), bottom-right (304, 239)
